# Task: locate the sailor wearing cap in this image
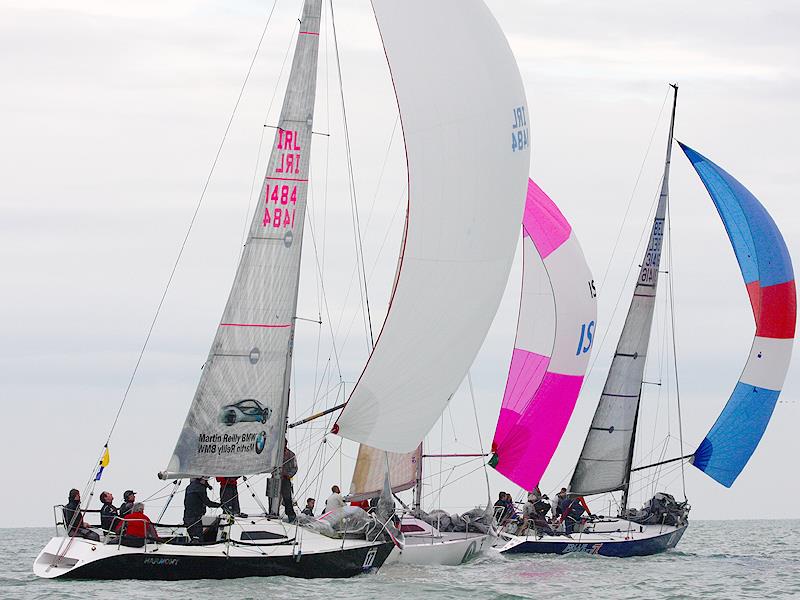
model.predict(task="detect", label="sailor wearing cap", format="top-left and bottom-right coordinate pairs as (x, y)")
top-left (119, 490), bottom-right (137, 518)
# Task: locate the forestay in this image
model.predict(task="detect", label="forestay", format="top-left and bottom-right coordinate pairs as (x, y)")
top-left (349, 445), bottom-right (421, 502)
top-left (162, 0), bottom-right (322, 478)
top-left (491, 179), bottom-right (597, 492)
top-left (570, 96), bottom-right (676, 496)
top-left (680, 143), bottom-right (796, 487)
top-left (333, 0), bottom-right (531, 453)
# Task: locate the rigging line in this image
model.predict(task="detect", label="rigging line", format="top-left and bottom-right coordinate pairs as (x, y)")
top-left (597, 87), bottom-right (670, 293)
top-left (467, 372), bottom-right (492, 508)
top-left (100, 0), bottom-right (280, 449)
top-left (304, 169), bottom-right (332, 443)
top-left (321, 114), bottom-right (402, 353)
top-left (312, 0), bottom-right (332, 407)
top-left (308, 180), bottom-right (324, 421)
top-left (328, 0), bottom-right (374, 349)
top-left (304, 204), bottom-right (343, 379)
top-left (329, 184), bottom-right (405, 363)
top-left (667, 197), bottom-right (688, 501)
top-left (419, 461), bottom-right (487, 501)
top-left (585, 177), bottom-right (663, 382)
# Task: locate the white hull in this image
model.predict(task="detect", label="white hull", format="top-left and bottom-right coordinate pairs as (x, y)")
top-left (34, 517), bottom-right (393, 580)
top-left (384, 516), bottom-right (492, 566)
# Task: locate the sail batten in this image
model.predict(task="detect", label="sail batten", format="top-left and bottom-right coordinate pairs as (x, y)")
top-left (162, 0), bottom-right (322, 479)
top-left (333, 0), bottom-right (531, 453)
top-left (490, 179), bottom-right (597, 492)
top-left (680, 142), bottom-right (796, 488)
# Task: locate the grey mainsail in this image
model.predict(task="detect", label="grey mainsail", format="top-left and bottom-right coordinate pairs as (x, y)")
top-left (569, 87), bottom-right (677, 499)
top-left (162, 0), bottom-right (322, 479)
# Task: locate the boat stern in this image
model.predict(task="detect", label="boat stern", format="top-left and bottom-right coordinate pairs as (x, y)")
top-left (33, 536), bottom-right (104, 579)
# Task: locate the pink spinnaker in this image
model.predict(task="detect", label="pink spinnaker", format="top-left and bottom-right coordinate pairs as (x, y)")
top-left (491, 179), bottom-right (597, 491)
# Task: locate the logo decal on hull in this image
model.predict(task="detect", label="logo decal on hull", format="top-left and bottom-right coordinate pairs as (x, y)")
top-left (143, 557), bottom-right (180, 566)
top-left (562, 543), bottom-right (602, 555)
top-left (461, 541), bottom-right (478, 564)
top-left (362, 547), bottom-right (378, 570)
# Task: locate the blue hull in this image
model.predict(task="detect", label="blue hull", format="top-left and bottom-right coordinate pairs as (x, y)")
top-left (501, 525), bottom-right (687, 558)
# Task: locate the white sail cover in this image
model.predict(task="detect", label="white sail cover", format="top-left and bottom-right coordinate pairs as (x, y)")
top-left (348, 445), bottom-right (421, 502)
top-left (333, 0), bottom-right (531, 453)
top-left (162, 0), bottom-right (321, 478)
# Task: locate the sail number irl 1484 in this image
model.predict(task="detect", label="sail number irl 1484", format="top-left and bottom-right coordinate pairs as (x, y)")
top-left (512, 106), bottom-right (529, 153)
top-left (262, 128), bottom-right (303, 229)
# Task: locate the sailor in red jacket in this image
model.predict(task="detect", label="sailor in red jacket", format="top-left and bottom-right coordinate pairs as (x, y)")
top-left (121, 502), bottom-right (159, 540)
top-left (216, 477), bottom-right (244, 517)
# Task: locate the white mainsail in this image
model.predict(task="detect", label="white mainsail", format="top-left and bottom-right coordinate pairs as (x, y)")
top-left (569, 89), bottom-right (677, 498)
top-left (162, 0), bottom-right (322, 479)
top-left (333, 0), bottom-right (532, 453)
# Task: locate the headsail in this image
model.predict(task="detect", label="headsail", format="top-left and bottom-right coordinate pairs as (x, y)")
top-left (680, 143), bottom-right (796, 487)
top-left (348, 445), bottom-right (421, 502)
top-left (570, 87), bottom-right (678, 498)
top-left (162, 0), bottom-right (322, 478)
top-left (490, 179), bottom-right (597, 491)
top-left (333, 0), bottom-right (531, 453)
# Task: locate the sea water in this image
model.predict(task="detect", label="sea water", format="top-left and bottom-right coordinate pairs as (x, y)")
top-left (2, 520), bottom-right (798, 599)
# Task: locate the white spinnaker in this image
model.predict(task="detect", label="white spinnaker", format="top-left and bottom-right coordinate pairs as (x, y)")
top-left (333, 0), bottom-right (531, 453)
top-left (349, 445), bottom-right (421, 502)
top-left (162, 0), bottom-right (322, 478)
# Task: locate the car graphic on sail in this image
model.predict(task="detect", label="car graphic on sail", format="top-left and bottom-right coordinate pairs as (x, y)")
top-left (219, 399), bottom-right (272, 426)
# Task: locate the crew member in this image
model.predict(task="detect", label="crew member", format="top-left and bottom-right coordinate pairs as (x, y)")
top-left (63, 488), bottom-right (100, 541)
top-left (99, 490), bottom-right (120, 532)
top-left (119, 490), bottom-right (136, 518)
top-left (302, 498), bottom-right (316, 517)
top-left (216, 476), bottom-right (241, 516)
top-left (183, 477), bottom-right (221, 543)
top-left (325, 485), bottom-right (345, 513)
top-left (280, 441), bottom-right (298, 522)
top-left (121, 502), bottom-right (159, 540)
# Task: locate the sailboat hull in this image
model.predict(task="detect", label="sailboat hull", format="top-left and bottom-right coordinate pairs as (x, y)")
top-left (498, 521), bottom-right (687, 558)
top-left (34, 534), bottom-right (394, 580)
top-left (385, 531), bottom-right (491, 566)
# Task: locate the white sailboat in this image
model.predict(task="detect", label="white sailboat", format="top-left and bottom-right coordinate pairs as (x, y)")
top-left (331, 0), bottom-right (532, 567)
top-left (34, 0), bottom-right (531, 580)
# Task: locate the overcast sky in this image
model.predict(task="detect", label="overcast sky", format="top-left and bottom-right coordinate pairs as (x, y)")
top-left (1, 0), bottom-right (798, 527)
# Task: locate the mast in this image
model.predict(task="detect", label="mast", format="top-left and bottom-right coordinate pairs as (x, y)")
top-left (413, 450), bottom-right (423, 511)
top-left (619, 84), bottom-right (678, 511)
top-left (266, 0), bottom-right (323, 514)
top-left (569, 85), bottom-right (677, 508)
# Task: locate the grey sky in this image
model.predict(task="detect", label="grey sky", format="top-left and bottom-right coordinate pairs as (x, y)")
top-left (1, 0), bottom-right (798, 527)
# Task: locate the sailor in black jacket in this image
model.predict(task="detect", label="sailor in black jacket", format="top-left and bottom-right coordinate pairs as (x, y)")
top-left (99, 491), bottom-right (120, 532)
top-left (183, 477), bottom-right (221, 542)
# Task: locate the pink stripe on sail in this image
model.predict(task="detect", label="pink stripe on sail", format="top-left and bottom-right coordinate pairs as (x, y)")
top-left (220, 323), bottom-right (291, 328)
top-left (492, 348), bottom-right (549, 449)
top-left (494, 371), bottom-right (585, 491)
top-left (523, 178), bottom-right (571, 260)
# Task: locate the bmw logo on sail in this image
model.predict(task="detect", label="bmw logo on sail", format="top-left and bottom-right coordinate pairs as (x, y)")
top-left (255, 431), bottom-right (267, 454)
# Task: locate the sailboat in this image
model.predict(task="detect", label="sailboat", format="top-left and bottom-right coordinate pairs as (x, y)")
top-left (33, 0), bottom-right (531, 580)
top-left (496, 84), bottom-right (795, 558)
top-left (330, 0), bottom-right (533, 567)
top-left (345, 438), bottom-right (493, 566)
